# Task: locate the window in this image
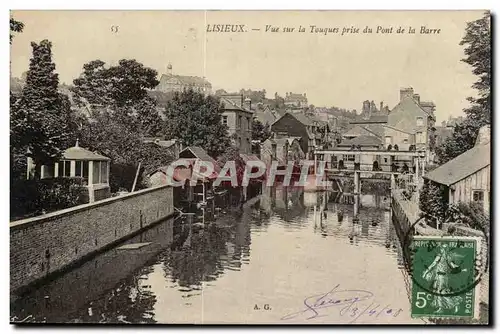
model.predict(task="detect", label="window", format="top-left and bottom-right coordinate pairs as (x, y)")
top-left (92, 161), bottom-right (100, 184)
top-left (473, 190), bottom-right (484, 204)
top-left (384, 158), bottom-right (388, 163)
top-left (247, 117), bottom-right (251, 130)
top-left (403, 137), bottom-right (409, 144)
top-left (416, 132), bottom-right (424, 143)
top-left (58, 160), bottom-right (71, 177)
top-left (100, 161), bottom-right (108, 184)
top-left (416, 117), bottom-right (424, 127)
top-left (82, 161), bottom-right (89, 181)
top-left (222, 116), bottom-right (228, 126)
top-left (238, 116), bottom-right (242, 129)
top-left (75, 161), bottom-right (90, 182)
top-left (385, 136), bottom-right (392, 145)
top-left (92, 161), bottom-right (109, 185)
top-left (345, 154), bottom-right (355, 162)
top-left (75, 161), bottom-right (82, 177)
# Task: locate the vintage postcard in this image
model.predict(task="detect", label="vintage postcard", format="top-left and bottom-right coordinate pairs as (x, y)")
top-left (9, 10), bottom-right (491, 325)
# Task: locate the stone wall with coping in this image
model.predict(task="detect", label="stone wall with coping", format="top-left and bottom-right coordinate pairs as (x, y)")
top-left (10, 185), bottom-right (174, 292)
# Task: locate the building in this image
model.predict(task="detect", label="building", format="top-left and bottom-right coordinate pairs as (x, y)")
top-left (271, 112), bottom-right (320, 155)
top-left (424, 125), bottom-right (490, 214)
top-left (148, 146), bottom-right (221, 204)
top-left (253, 105), bottom-right (278, 127)
top-left (155, 63), bottom-right (212, 94)
top-left (335, 135), bottom-right (383, 171)
top-left (284, 92), bottom-right (308, 108)
top-left (260, 137), bottom-right (304, 169)
top-left (27, 140), bottom-right (111, 203)
top-left (387, 88), bottom-right (436, 160)
top-left (220, 94), bottom-right (253, 154)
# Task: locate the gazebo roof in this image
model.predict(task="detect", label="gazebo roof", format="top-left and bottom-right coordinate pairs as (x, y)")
top-left (62, 141), bottom-right (110, 161)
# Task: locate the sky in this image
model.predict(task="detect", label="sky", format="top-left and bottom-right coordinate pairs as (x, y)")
top-left (10, 10), bottom-right (485, 123)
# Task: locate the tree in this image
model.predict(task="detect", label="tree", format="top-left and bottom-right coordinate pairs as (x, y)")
top-left (133, 95), bottom-right (165, 137)
top-left (252, 119), bottom-right (272, 143)
top-left (10, 18), bottom-right (24, 44)
top-left (11, 40), bottom-right (75, 178)
top-left (163, 89), bottom-right (231, 158)
top-left (71, 59), bottom-right (159, 109)
top-left (419, 180), bottom-right (448, 228)
top-left (435, 13), bottom-right (490, 163)
top-left (72, 59), bottom-right (164, 137)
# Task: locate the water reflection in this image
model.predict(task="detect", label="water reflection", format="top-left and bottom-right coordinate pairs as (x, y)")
top-left (12, 184), bottom-right (413, 324)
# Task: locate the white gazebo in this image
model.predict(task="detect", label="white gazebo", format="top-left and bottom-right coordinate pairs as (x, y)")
top-left (28, 140), bottom-right (111, 203)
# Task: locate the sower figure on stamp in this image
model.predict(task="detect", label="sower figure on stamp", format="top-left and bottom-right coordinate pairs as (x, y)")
top-left (422, 244), bottom-right (467, 314)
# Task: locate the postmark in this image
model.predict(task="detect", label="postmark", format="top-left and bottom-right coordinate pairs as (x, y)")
top-left (409, 235), bottom-right (481, 319)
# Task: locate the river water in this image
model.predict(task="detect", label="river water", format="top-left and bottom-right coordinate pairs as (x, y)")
top-left (11, 184), bottom-right (424, 324)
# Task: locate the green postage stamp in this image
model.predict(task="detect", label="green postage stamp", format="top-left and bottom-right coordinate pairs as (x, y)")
top-left (410, 236), bottom-right (482, 319)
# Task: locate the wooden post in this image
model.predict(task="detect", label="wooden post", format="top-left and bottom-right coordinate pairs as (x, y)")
top-left (314, 153), bottom-right (317, 175)
top-left (415, 157), bottom-right (420, 188)
top-left (131, 161), bottom-right (142, 192)
top-left (354, 171), bottom-right (360, 194)
top-left (354, 194), bottom-right (359, 217)
top-left (202, 181), bottom-right (206, 203)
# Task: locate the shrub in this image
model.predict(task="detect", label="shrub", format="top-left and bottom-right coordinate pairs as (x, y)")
top-left (446, 202), bottom-right (489, 234)
top-left (419, 179), bottom-right (448, 226)
top-left (10, 177), bottom-right (88, 220)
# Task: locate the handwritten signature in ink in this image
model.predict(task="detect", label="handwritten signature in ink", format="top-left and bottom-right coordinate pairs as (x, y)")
top-left (281, 284), bottom-right (403, 323)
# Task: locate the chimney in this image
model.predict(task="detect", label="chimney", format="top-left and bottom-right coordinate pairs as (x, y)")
top-left (370, 100), bottom-right (376, 112)
top-left (286, 92), bottom-right (289, 97)
top-left (244, 97), bottom-right (252, 110)
top-left (380, 101), bottom-right (383, 112)
top-left (413, 94), bottom-right (420, 104)
top-left (400, 87), bottom-right (414, 101)
top-left (167, 63), bottom-right (172, 75)
top-left (362, 100), bottom-right (370, 114)
top-left (303, 93), bottom-right (307, 98)
top-left (441, 121), bottom-right (446, 127)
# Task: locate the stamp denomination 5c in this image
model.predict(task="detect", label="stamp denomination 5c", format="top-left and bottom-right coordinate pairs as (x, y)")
top-left (410, 236), bottom-right (481, 319)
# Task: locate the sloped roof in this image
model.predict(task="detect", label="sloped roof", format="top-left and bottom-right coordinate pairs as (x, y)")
top-left (391, 97), bottom-right (430, 117)
top-left (350, 114), bottom-right (388, 124)
top-left (179, 146), bottom-right (221, 173)
top-left (158, 74), bottom-right (212, 87)
top-left (220, 96), bottom-right (252, 113)
top-left (153, 159), bottom-right (218, 180)
top-left (337, 135), bottom-right (382, 147)
top-left (342, 124), bottom-right (384, 139)
top-left (254, 109), bottom-right (277, 125)
top-left (289, 112), bottom-right (313, 126)
top-left (424, 143), bottom-right (490, 186)
top-left (63, 145), bottom-right (110, 161)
